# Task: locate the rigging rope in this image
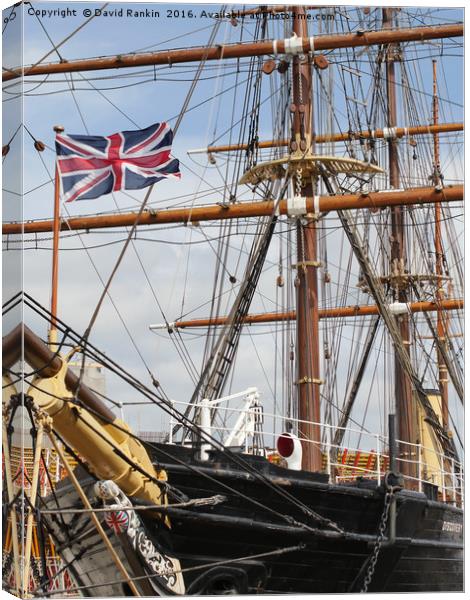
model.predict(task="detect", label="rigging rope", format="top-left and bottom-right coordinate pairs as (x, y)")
top-left (2, 2), bottom-right (109, 91)
top-left (15, 293), bottom-right (346, 534)
top-left (69, 15), bottom-right (226, 406)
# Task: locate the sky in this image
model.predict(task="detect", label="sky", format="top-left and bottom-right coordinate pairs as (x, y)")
top-left (2, 2), bottom-right (465, 454)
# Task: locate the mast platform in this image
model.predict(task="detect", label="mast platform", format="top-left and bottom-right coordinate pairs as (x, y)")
top-left (239, 153), bottom-right (384, 185)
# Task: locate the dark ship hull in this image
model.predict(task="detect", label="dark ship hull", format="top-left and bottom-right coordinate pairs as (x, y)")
top-left (45, 444), bottom-right (463, 596)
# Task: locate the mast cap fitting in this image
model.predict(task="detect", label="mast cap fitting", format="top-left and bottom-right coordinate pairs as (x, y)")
top-left (53, 125), bottom-right (65, 133)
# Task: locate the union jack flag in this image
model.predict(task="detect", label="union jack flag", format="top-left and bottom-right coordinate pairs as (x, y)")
top-left (104, 509), bottom-right (130, 535)
top-left (55, 122), bottom-right (180, 203)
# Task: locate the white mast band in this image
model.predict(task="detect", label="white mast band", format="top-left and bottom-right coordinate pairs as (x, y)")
top-left (283, 34), bottom-right (306, 56)
top-left (383, 127), bottom-right (398, 140)
top-left (287, 195), bottom-right (307, 216)
top-left (313, 195), bottom-right (320, 215)
top-left (273, 36), bottom-right (314, 56)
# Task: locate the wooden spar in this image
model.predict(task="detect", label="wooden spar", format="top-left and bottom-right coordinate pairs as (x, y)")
top-left (2, 323), bottom-right (116, 423)
top-left (193, 123), bottom-right (463, 155)
top-left (156, 299), bottom-right (464, 330)
top-left (383, 8), bottom-right (416, 474)
top-left (3, 185), bottom-right (463, 235)
top-left (291, 6), bottom-right (322, 472)
top-left (3, 23), bottom-right (462, 82)
top-left (50, 126), bottom-right (64, 340)
top-left (433, 60), bottom-right (449, 431)
top-left (12, 322), bottom-right (163, 506)
top-left (50, 164), bottom-right (60, 334)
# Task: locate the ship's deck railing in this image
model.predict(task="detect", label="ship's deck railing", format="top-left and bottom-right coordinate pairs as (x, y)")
top-left (393, 439), bottom-right (464, 505)
top-left (167, 398), bottom-right (463, 507)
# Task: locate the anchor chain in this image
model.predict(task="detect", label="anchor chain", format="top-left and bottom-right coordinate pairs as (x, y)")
top-left (360, 481), bottom-right (397, 593)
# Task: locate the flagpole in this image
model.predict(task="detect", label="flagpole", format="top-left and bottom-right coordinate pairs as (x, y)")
top-left (49, 125), bottom-right (64, 346)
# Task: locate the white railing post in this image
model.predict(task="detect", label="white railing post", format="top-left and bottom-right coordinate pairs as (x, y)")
top-left (200, 398), bottom-right (211, 461)
top-left (439, 452), bottom-right (446, 503)
top-left (418, 444), bottom-right (422, 493)
top-left (244, 410), bottom-right (249, 454)
top-left (451, 458), bottom-right (456, 506)
top-left (168, 400), bottom-right (174, 445)
top-left (55, 452), bottom-right (61, 483)
top-left (376, 435), bottom-right (381, 486)
top-left (326, 425), bottom-right (331, 480)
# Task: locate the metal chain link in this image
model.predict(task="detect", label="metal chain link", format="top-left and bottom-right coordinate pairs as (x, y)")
top-left (297, 173), bottom-right (306, 271)
top-left (298, 56), bottom-right (304, 106)
top-left (360, 489), bottom-right (394, 593)
top-left (301, 226), bottom-right (306, 268)
top-left (295, 168), bottom-right (303, 196)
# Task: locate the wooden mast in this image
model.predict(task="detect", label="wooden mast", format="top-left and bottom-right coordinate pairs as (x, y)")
top-left (290, 5), bottom-right (322, 471)
top-left (383, 8), bottom-right (417, 474)
top-left (432, 60), bottom-right (449, 431)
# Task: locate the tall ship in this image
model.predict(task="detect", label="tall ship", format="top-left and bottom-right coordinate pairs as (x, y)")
top-left (2, 3), bottom-right (464, 596)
